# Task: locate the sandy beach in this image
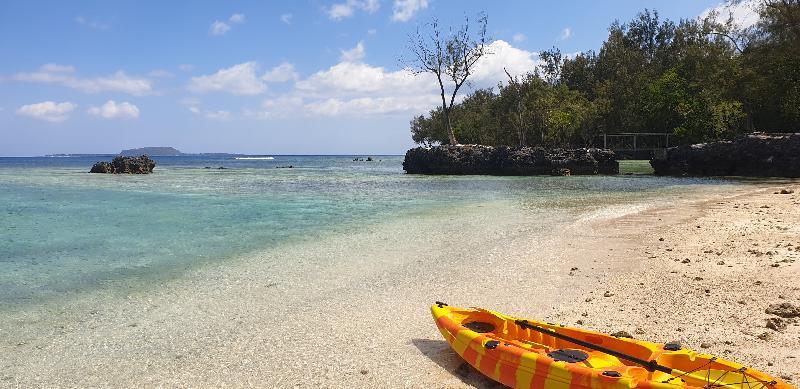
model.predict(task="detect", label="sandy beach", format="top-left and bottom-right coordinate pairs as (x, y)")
top-left (5, 0), bottom-right (800, 386)
top-left (1, 180), bottom-right (798, 387)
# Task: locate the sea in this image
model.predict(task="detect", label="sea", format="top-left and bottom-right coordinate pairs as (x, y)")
top-left (0, 155), bottom-right (732, 308)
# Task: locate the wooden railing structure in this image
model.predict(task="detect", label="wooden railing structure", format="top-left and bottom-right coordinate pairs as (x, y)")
top-left (596, 133), bottom-right (672, 159)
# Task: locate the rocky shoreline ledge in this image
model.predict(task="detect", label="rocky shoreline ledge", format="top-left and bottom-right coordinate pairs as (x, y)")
top-left (90, 155), bottom-right (156, 174)
top-left (651, 133), bottom-right (800, 177)
top-left (403, 145), bottom-right (619, 175)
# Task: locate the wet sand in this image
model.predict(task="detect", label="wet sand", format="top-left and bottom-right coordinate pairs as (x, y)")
top-left (1, 181), bottom-right (798, 387)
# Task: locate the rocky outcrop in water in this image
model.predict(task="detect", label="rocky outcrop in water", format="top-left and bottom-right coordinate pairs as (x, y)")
top-left (650, 133), bottom-right (800, 177)
top-left (90, 155), bottom-right (156, 174)
top-left (403, 145), bottom-right (619, 175)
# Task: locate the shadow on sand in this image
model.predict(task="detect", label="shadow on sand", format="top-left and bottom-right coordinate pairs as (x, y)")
top-left (411, 338), bottom-right (504, 389)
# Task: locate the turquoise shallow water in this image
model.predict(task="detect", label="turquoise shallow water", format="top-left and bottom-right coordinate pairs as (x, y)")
top-left (0, 156), bottom-right (730, 307)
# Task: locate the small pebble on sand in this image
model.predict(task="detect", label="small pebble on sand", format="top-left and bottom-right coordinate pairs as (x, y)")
top-left (766, 317), bottom-right (787, 331)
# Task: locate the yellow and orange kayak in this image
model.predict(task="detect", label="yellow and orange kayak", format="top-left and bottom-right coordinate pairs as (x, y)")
top-left (431, 303), bottom-right (791, 389)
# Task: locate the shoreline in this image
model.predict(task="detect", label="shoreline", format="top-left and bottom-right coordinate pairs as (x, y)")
top-left (1, 180), bottom-right (797, 387)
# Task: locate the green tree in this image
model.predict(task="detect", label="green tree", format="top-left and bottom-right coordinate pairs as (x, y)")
top-left (407, 4), bottom-right (799, 149)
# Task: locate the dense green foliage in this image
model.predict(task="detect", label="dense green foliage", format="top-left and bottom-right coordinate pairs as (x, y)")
top-left (410, 1), bottom-right (800, 147)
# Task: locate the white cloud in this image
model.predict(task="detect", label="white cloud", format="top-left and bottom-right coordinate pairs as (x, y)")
top-left (262, 96), bottom-right (304, 110)
top-left (148, 69), bottom-right (174, 78)
top-left (560, 27), bottom-right (572, 40)
top-left (188, 62), bottom-right (266, 95)
top-left (189, 61), bottom-right (298, 94)
top-left (512, 33), bottom-right (526, 43)
top-left (87, 100), bottom-right (140, 120)
top-left (326, 0), bottom-right (380, 21)
top-left (244, 96), bottom-right (305, 119)
top-left (178, 64), bottom-right (195, 72)
top-left (13, 65), bottom-right (153, 95)
top-left (296, 62), bottom-right (432, 98)
top-left (327, 3), bottom-right (354, 20)
top-left (40, 63), bottom-right (75, 73)
top-left (210, 21), bottom-right (231, 36)
top-left (261, 62), bottom-right (299, 83)
top-left (205, 39), bottom-right (540, 119)
top-left (701, 0), bottom-right (760, 29)
top-left (16, 101), bottom-right (76, 122)
top-left (471, 40), bottom-right (541, 85)
top-left (362, 0), bottom-right (380, 13)
top-left (340, 41), bottom-right (366, 62)
top-left (185, 100), bottom-right (232, 120)
top-left (204, 110), bottom-right (231, 120)
top-left (180, 97), bottom-right (201, 107)
top-left (391, 0), bottom-right (428, 22)
top-left (210, 13), bottom-right (245, 36)
top-left (306, 96), bottom-right (439, 116)
top-left (75, 15), bottom-right (110, 30)
top-left (281, 13), bottom-right (293, 25)
top-left (290, 57), bottom-right (441, 117)
top-left (291, 39), bottom-right (540, 116)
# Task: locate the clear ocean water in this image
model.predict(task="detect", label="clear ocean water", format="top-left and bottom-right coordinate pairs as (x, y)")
top-left (0, 155), bottom-right (729, 307)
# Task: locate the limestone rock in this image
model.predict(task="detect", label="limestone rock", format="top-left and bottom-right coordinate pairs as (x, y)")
top-left (403, 145), bottom-right (619, 175)
top-left (651, 133), bottom-right (800, 177)
top-left (90, 155), bottom-right (156, 174)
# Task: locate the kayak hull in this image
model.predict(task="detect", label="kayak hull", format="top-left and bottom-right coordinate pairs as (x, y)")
top-left (431, 303), bottom-right (790, 389)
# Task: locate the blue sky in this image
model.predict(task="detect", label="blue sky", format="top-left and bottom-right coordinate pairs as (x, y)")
top-left (0, 0), bottom-right (739, 156)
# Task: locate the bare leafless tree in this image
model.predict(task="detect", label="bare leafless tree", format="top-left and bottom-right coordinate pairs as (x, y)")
top-left (403, 13), bottom-right (490, 145)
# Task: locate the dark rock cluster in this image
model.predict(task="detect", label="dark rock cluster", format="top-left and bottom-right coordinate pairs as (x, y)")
top-left (90, 155), bottom-right (156, 174)
top-left (650, 133), bottom-right (800, 177)
top-left (402, 145), bottom-right (618, 175)
top-left (766, 302), bottom-right (800, 318)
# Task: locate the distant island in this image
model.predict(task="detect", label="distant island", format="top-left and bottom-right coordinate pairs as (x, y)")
top-left (120, 146), bottom-right (184, 156)
top-left (44, 147), bottom-right (251, 158)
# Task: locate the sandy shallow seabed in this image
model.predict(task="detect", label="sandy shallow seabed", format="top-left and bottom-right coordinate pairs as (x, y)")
top-left (1, 181), bottom-right (799, 388)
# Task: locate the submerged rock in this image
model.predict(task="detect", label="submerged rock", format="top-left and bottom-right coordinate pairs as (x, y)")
top-left (650, 133), bottom-right (800, 177)
top-left (90, 155), bottom-right (156, 174)
top-left (402, 145), bottom-right (618, 175)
